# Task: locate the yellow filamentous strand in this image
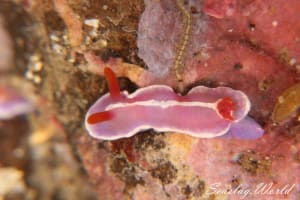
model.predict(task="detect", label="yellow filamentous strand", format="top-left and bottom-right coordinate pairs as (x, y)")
top-left (174, 0), bottom-right (191, 82)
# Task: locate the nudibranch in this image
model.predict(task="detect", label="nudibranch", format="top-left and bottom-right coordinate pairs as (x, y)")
top-left (85, 67), bottom-right (264, 140)
top-left (0, 86), bottom-right (33, 119)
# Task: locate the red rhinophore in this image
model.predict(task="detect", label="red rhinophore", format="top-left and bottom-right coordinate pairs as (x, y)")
top-left (87, 111), bottom-right (113, 124)
top-left (217, 97), bottom-right (235, 120)
top-left (104, 67), bottom-right (121, 100)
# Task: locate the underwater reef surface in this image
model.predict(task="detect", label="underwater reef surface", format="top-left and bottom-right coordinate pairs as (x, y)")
top-left (0, 0), bottom-right (300, 199)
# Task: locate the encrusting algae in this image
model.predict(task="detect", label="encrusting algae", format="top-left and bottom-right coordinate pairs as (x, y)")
top-left (272, 83), bottom-right (300, 123)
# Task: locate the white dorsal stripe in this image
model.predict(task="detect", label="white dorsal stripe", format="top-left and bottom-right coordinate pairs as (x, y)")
top-left (105, 99), bottom-right (217, 111)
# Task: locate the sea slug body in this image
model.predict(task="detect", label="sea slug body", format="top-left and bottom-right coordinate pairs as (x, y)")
top-left (0, 86), bottom-right (34, 119)
top-left (85, 67), bottom-right (264, 140)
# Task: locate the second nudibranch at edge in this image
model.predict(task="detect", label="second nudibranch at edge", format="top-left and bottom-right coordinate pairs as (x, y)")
top-left (85, 67), bottom-right (264, 140)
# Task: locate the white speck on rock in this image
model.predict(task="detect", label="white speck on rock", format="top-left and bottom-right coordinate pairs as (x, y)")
top-left (272, 20), bottom-right (278, 27)
top-left (289, 58), bottom-right (297, 66)
top-left (84, 19), bottom-right (99, 29)
top-left (25, 70), bottom-right (34, 80)
top-left (0, 167), bottom-right (25, 198)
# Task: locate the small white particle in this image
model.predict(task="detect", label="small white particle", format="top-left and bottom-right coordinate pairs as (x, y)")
top-left (32, 62), bottom-right (43, 71)
top-left (50, 34), bottom-right (60, 42)
top-left (228, 29), bottom-right (233, 33)
top-left (89, 29), bottom-right (98, 37)
top-left (84, 19), bottom-right (99, 29)
top-left (85, 36), bottom-right (91, 45)
top-left (218, 82), bottom-right (227, 86)
top-left (278, 96), bottom-right (285, 103)
top-left (272, 20), bottom-right (278, 27)
top-left (204, 62), bottom-right (208, 67)
top-left (99, 39), bottom-right (108, 47)
top-left (289, 58), bottom-right (297, 66)
top-left (52, 43), bottom-right (65, 54)
top-left (264, 156), bottom-right (270, 160)
top-left (30, 54), bottom-right (41, 62)
top-left (102, 5), bottom-right (108, 10)
top-left (62, 34), bottom-right (68, 42)
top-left (290, 145), bottom-right (298, 153)
top-left (33, 75), bottom-right (42, 84)
top-left (25, 70), bottom-right (34, 80)
top-left (68, 55), bottom-right (75, 63)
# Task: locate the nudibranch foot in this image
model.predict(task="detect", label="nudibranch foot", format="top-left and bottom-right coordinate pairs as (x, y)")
top-left (85, 67), bottom-right (264, 141)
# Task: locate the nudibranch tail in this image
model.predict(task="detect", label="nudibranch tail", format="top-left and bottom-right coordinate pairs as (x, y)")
top-left (217, 97), bottom-right (235, 121)
top-left (87, 111), bottom-right (113, 124)
top-left (104, 67), bottom-right (121, 100)
top-left (223, 116), bottom-right (264, 140)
